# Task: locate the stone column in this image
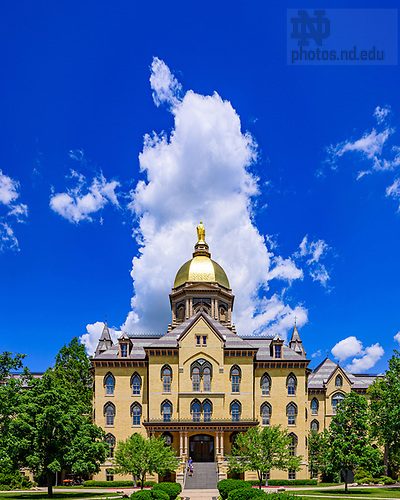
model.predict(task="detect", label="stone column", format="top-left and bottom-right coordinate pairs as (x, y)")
top-left (185, 298), bottom-right (189, 320)
top-left (220, 431), bottom-right (224, 458)
top-left (216, 430), bottom-right (220, 455)
top-left (211, 298), bottom-right (214, 317)
top-left (189, 298), bottom-right (193, 317)
top-left (180, 431), bottom-right (183, 457)
top-left (228, 306), bottom-right (232, 323)
top-left (184, 431), bottom-right (188, 456)
top-left (214, 299), bottom-right (218, 319)
top-left (172, 305), bottom-right (176, 325)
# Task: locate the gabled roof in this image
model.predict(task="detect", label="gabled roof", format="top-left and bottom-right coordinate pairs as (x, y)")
top-left (308, 357), bottom-right (377, 389)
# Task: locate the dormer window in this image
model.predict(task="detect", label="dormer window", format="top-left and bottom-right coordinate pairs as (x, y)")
top-left (121, 344), bottom-right (128, 358)
top-left (275, 345), bottom-right (282, 358)
top-left (335, 375), bottom-right (343, 387)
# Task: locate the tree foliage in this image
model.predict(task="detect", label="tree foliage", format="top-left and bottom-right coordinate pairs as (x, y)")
top-left (114, 434), bottom-right (180, 489)
top-left (369, 350), bottom-right (400, 477)
top-left (227, 426), bottom-right (303, 487)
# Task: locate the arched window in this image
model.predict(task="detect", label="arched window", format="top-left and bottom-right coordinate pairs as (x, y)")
top-left (161, 400), bottom-right (172, 422)
top-left (287, 403), bottom-right (297, 425)
top-left (230, 400), bottom-right (241, 422)
top-left (177, 305), bottom-right (185, 321)
top-left (332, 393), bottom-right (345, 414)
top-left (161, 365), bottom-right (172, 393)
top-left (288, 433), bottom-right (298, 456)
top-left (311, 419), bottom-right (319, 432)
top-left (287, 374), bottom-right (297, 396)
top-left (261, 402), bottom-right (271, 426)
top-left (203, 367), bottom-right (211, 391)
top-left (104, 402), bottom-right (115, 426)
top-left (105, 433), bottom-right (115, 458)
top-left (261, 373), bottom-right (271, 396)
top-left (104, 372), bottom-right (115, 395)
top-left (162, 432), bottom-right (173, 446)
top-left (335, 375), bottom-right (343, 387)
top-left (311, 398), bottom-right (318, 415)
top-left (131, 373), bottom-right (141, 395)
top-left (130, 403), bottom-right (141, 426)
top-left (230, 365), bottom-right (241, 393)
top-left (191, 400), bottom-right (201, 422)
top-left (192, 367), bottom-right (200, 392)
top-left (203, 400), bottom-right (212, 422)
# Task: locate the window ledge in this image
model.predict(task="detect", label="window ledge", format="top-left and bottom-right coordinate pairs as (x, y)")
top-left (105, 425), bottom-right (115, 428)
top-left (105, 394), bottom-right (115, 397)
top-left (261, 394), bottom-right (271, 397)
top-left (131, 425), bottom-right (142, 428)
top-left (131, 394), bottom-right (141, 397)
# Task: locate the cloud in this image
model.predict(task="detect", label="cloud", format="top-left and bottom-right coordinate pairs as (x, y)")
top-left (123, 57), bottom-right (307, 339)
top-left (312, 349), bottom-right (321, 358)
top-left (0, 170), bottom-right (28, 252)
top-left (394, 331), bottom-right (400, 345)
top-left (345, 343), bottom-right (384, 373)
top-left (50, 170), bottom-right (120, 223)
top-left (332, 336), bottom-right (364, 362)
top-left (323, 106), bottom-right (400, 212)
top-left (297, 236), bottom-right (331, 287)
top-left (332, 336), bottom-right (384, 373)
top-left (79, 321), bottom-right (120, 356)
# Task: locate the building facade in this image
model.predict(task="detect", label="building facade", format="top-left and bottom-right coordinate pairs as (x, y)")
top-left (92, 223), bottom-right (376, 483)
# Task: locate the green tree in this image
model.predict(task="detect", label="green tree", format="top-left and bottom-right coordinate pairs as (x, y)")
top-left (114, 434), bottom-right (180, 489)
top-left (0, 351), bottom-right (26, 381)
top-left (369, 350), bottom-right (400, 477)
top-left (227, 425), bottom-right (303, 487)
top-left (327, 391), bottom-right (375, 492)
top-left (308, 429), bottom-right (331, 480)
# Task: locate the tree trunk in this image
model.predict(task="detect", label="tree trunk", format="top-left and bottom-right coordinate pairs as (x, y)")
top-left (384, 444), bottom-right (389, 477)
top-left (141, 473), bottom-right (145, 489)
top-left (133, 474), bottom-right (137, 488)
top-left (47, 471), bottom-right (53, 498)
top-left (344, 472), bottom-right (348, 493)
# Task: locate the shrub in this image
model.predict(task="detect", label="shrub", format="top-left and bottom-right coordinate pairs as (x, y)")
top-left (152, 482), bottom-right (182, 500)
top-left (131, 491), bottom-right (152, 500)
top-left (227, 487), bottom-right (267, 500)
top-left (379, 476), bottom-right (396, 485)
top-left (218, 479), bottom-right (252, 500)
top-left (0, 472), bottom-right (33, 490)
top-left (150, 490), bottom-right (170, 500)
top-left (83, 480), bottom-right (156, 487)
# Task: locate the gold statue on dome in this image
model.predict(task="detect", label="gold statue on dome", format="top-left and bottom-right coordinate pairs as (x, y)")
top-left (196, 221), bottom-right (206, 243)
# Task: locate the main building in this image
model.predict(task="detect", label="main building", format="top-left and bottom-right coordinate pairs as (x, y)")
top-left (92, 223), bottom-right (376, 484)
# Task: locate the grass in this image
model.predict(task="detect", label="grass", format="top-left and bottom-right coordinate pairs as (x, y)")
top-left (291, 488), bottom-right (400, 499)
top-left (0, 493), bottom-right (121, 499)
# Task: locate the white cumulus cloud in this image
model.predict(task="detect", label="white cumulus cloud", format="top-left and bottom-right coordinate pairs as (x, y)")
top-left (0, 170), bottom-right (28, 252)
top-left (50, 170), bottom-right (120, 223)
top-left (297, 235), bottom-right (331, 287)
top-left (79, 321), bottom-right (120, 356)
top-left (332, 336), bottom-right (384, 373)
top-left (394, 331), bottom-right (400, 345)
top-left (123, 57), bottom-right (307, 339)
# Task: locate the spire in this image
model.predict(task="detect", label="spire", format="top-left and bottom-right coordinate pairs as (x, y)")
top-left (193, 221), bottom-right (211, 258)
top-left (289, 322), bottom-right (306, 358)
top-left (95, 318), bottom-right (114, 357)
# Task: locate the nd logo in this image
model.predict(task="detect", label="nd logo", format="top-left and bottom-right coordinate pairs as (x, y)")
top-left (291, 10), bottom-right (330, 47)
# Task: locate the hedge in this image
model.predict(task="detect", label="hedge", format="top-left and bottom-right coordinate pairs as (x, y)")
top-left (227, 487), bottom-right (267, 500)
top-left (152, 482), bottom-right (182, 500)
top-left (83, 480), bottom-right (157, 488)
top-left (218, 479), bottom-right (252, 500)
top-left (131, 489), bottom-right (170, 500)
top-left (246, 480), bottom-right (317, 486)
top-left (130, 492), bottom-right (152, 500)
top-left (150, 490), bottom-right (170, 500)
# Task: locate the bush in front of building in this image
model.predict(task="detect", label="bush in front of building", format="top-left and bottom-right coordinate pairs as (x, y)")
top-left (227, 487), bottom-right (267, 500)
top-left (83, 480), bottom-right (157, 487)
top-left (218, 479), bottom-right (252, 500)
top-left (0, 471), bottom-right (34, 491)
top-left (246, 480), bottom-right (318, 487)
top-left (131, 489), bottom-right (170, 500)
top-left (152, 482), bottom-right (182, 500)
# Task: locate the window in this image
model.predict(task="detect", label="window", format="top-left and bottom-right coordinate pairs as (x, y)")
top-left (289, 434), bottom-right (297, 456)
top-left (275, 345), bottom-right (282, 358)
top-left (163, 432), bottom-right (173, 446)
top-left (332, 393), bottom-right (345, 414)
top-left (105, 433), bottom-right (115, 458)
top-left (287, 375), bottom-right (296, 396)
top-left (192, 402), bottom-right (201, 422)
top-left (196, 336), bottom-right (201, 346)
top-left (287, 403), bottom-right (297, 425)
top-left (131, 404), bottom-right (141, 426)
top-left (261, 402), bottom-right (271, 426)
top-left (131, 374), bottom-right (141, 395)
top-left (106, 472), bottom-right (114, 481)
top-left (121, 344), bottom-right (128, 358)
top-left (311, 398), bottom-right (318, 415)
top-left (192, 367), bottom-right (200, 391)
top-left (204, 401), bottom-right (212, 422)
top-left (262, 471), bottom-right (270, 481)
top-left (335, 375), bottom-right (343, 387)
top-left (104, 403), bottom-right (115, 426)
top-left (105, 375), bottom-right (114, 395)
top-left (288, 470), bottom-right (296, 480)
top-left (161, 400), bottom-right (172, 422)
top-left (230, 366), bottom-right (241, 393)
top-left (203, 367), bottom-right (211, 391)
top-left (162, 366), bottom-right (172, 392)
top-left (202, 336), bottom-right (207, 345)
top-left (311, 419), bottom-right (319, 432)
top-left (261, 374), bottom-right (271, 395)
top-left (231, 400), bottom-right (241, 422)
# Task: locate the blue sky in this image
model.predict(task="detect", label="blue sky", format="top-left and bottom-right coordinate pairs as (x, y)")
top-left (1, 1), bottom-right (399, 374)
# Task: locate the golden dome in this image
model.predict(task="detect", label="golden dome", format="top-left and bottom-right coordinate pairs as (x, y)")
top-left (173, 222), bottom-right (230, 289)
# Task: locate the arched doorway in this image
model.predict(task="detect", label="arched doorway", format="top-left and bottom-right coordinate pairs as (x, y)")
top-left (189, 434), bottom-right (214, 462)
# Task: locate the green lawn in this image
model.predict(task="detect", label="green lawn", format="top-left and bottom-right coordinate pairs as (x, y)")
top-left (292, 488), bottom-right (400, 499)
top-left (0, 493), bottom-right (121, 500)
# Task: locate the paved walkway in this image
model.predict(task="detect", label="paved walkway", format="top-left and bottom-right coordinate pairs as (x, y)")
top-left (184, 462), bottom-right (218, 490)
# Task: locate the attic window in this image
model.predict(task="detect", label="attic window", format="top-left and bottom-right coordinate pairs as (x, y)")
top-left (335, 375), bottom-right (343, 387)
top-left (274, 345), bottom-right (282, 359)
top-left (203, 336), bottom-right (207, 346)
top-left (196, 336), bottom-right (201, 346)
top-left (121, 344), bottom-right (128, 358)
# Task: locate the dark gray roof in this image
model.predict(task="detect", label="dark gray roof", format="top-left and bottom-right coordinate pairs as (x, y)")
top-left (308, 357), bottom-right (377, 389)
